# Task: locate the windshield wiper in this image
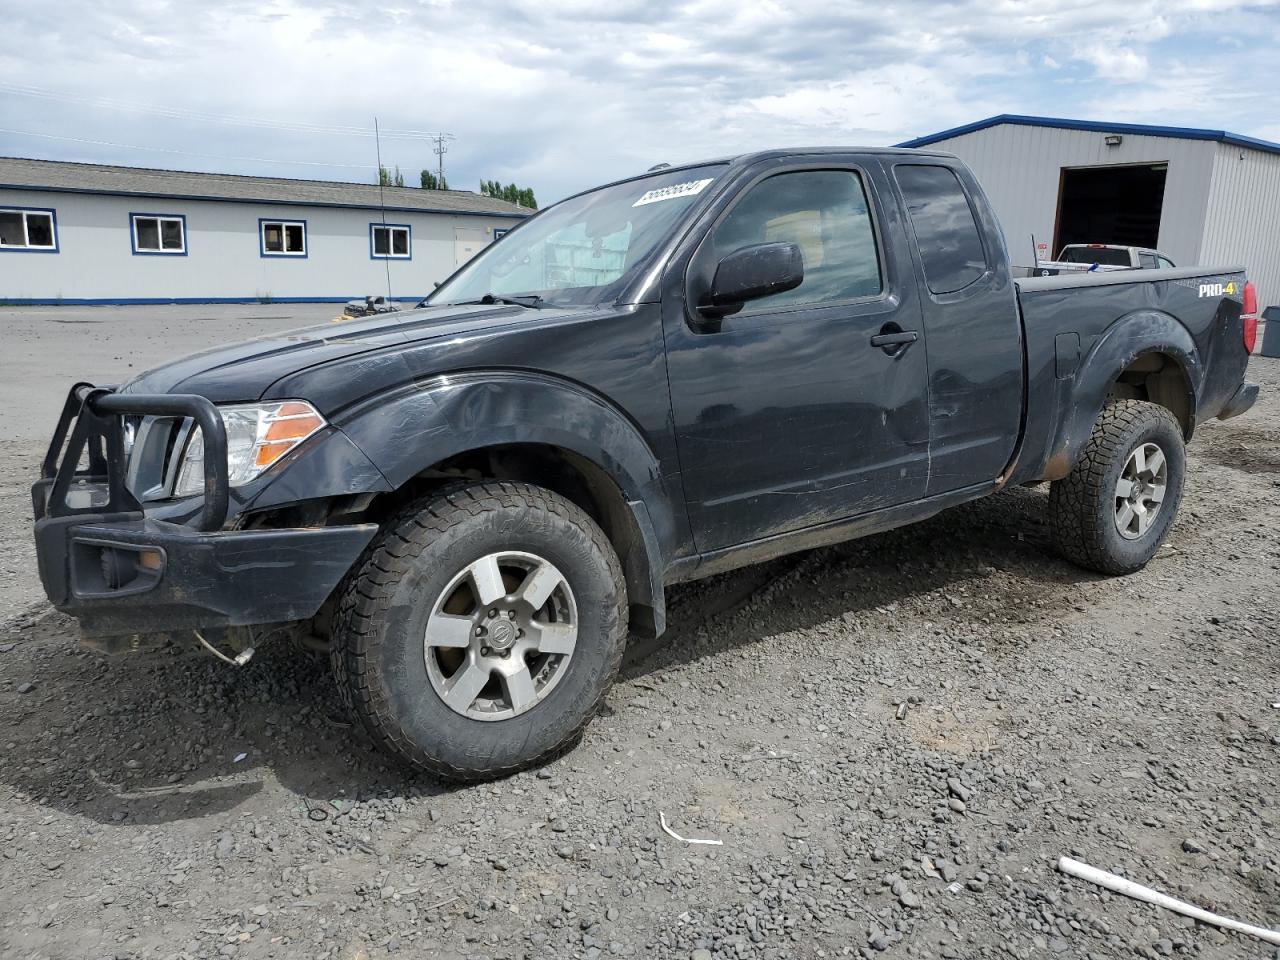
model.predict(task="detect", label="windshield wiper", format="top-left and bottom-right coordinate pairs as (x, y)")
top-left (457, 293), bottom-right (544, 309)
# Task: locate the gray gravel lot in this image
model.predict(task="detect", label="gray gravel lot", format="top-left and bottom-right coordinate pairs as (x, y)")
top-left (1, 305), bottom-right (1278, 960)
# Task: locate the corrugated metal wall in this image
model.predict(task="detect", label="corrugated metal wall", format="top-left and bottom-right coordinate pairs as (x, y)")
top-left (915, 124), bottom-right (1217, 272)
top-left (1202, 143), bottom-right (1280, 310)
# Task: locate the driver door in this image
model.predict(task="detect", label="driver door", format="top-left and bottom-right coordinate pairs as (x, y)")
top-left (662, 162), bottom-right (931, 553)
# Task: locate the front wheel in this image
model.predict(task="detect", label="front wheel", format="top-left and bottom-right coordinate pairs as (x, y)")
top-left (332, 482), bottom-right (627, 781)
top-left (1048, 400), bottom-right (1186, 575)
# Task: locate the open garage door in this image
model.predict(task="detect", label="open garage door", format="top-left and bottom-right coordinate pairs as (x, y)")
top-left (1054, 163), bottom-right (1167, 253)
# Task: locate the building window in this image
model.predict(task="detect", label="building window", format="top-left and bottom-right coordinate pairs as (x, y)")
top-left (370, 223), bottom-right (411, 259)
top-left (0, 207), bottom-right (58, 252)
top-left (131, 213), bottom-right (187, 255)
top-left (260, 219), bottom-right (307, 257)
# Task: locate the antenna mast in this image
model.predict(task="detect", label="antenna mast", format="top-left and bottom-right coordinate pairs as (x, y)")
top-left (374, 116), bottom-right (392, 303)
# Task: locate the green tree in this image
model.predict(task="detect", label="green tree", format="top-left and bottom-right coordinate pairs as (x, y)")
top-left (379, 165), bottom-right (405, 187)
top-left (420, 170), bottom-right (449, 190)
top-left (480, 178), bottom-right (537, 209)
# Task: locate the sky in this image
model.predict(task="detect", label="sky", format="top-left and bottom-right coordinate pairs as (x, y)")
top-left (3, 0), bottom-right (1279, 205)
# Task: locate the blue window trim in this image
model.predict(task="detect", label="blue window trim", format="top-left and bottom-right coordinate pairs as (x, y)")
top-left (493, 227), bottom-right (510, 240)
top-left (259, 217), bottom-right (308, 258)
top-left (0, 204), bottom-right (59, 253)
top-left (129, 212), bottom-right (189, 257)
top-left (369, 222), bottom-right (412, 260)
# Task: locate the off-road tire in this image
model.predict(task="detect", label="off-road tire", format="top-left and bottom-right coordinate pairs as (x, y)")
top-left (1049, 400), bottom-right (1185, 575)
top-left (332, 481), bottom-right (627, 781)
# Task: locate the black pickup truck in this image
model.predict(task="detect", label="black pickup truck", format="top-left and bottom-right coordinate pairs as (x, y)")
top-left (32, 148), bottom-right (1259, 780)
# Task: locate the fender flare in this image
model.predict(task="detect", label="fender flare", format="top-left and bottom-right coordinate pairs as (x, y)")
top-left (1044, 310), bottom-right (1201, 481)
top-left (334, 370), bottom-right (678, 632)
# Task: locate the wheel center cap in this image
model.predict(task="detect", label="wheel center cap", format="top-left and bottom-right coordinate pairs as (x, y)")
top-left (488, 618), bottom-right (516, 650)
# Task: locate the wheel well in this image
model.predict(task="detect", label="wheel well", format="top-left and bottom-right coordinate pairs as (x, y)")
top-left (243, 443), bottom-right (664, 638)
top-left (1108, 352), bottom-right (1194, 438)
top-left (422, 444), bottom-right (661, 636)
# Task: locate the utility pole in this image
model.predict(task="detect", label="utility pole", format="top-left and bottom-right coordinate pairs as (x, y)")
top-left (432, 133), bottom-right (455, 188)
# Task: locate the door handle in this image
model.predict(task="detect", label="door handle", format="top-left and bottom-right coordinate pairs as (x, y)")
top-left (870, 330), bottom-right (919, 353)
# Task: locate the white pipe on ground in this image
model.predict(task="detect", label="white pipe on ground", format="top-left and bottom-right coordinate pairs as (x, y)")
top-left (1057, 856), bottom-right (1280, 946)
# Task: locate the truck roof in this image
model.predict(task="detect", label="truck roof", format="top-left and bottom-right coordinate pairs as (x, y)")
top-left (1060, 243), bottom-right (1162, 254)
top-left (563, 146), bottom-right (956, 205)
top-left (725, 146), bottom-right (956, 165)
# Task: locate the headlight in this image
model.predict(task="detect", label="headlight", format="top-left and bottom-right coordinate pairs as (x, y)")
top-left (173, 400), bottom-right (325, 497)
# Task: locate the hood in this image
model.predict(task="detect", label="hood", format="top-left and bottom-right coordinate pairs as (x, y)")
top-left (120, 302), bottom-right (563, 403)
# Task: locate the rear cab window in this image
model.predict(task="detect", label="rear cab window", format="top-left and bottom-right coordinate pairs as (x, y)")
top-left (894, 165), bottom-right (987, 294)
top-left (1060, 246), bottom-right (1131, 266)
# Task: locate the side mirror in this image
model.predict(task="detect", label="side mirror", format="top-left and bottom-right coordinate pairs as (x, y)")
top-left (700, 241), bottom-right (804, 318)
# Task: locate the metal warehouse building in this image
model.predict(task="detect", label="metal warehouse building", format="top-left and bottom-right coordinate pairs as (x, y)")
top-left (899, 115), bottom-right (1280, 309)
top-left (0, 158), bottom-right (528, 305)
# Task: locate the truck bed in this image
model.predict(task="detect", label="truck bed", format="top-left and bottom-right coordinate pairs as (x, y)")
top-left (1010, 264), bottom-right (1251, 485)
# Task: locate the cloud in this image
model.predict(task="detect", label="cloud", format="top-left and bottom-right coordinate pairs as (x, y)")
top-left (1070, 43), bottom-right (1151, 83)
top-left (0, 0), bottom-right (1276, 202)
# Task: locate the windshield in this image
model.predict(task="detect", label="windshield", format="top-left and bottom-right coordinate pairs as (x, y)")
top-left (1059, 246), bottom-right (1131, 266)
top-left (430, 164), bottom-right (726, 308)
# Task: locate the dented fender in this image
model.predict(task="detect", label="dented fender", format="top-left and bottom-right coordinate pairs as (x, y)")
top-left (333, 370), bottom-right (679, 625)
top-left (1040, 311), bottom-right (1201, 481)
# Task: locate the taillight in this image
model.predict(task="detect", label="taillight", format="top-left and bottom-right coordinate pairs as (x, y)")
top-left (1242, 281), bottom-right (1258, 354)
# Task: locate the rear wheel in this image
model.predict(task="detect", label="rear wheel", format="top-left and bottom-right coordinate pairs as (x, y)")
top-left (333, 482), bottom-right (627, 781)
top-left (1048, 400), bottom-right (1185, 575)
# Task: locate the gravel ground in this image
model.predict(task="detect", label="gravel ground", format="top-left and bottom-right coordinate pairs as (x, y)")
top-left (1, 306), bottom-right (1278, 960)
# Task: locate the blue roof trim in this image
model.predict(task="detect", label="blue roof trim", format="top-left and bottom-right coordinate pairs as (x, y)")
top-left (0, 182), bottom-right (529, 219)
top-left (895, 114), bottom-right (1280, 158)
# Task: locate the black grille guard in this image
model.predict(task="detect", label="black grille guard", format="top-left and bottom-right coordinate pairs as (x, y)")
top-left (35, 383), bottom-right (229, 532)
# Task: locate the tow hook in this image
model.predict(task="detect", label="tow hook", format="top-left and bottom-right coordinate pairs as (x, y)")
top-left (193, 629), bottom-right (256, 667)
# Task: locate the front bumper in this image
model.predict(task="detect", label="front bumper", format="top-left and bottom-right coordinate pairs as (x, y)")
top-left (32, 384), bottom-right (376, 638)
top-left (1217, 380), bottom-right (1259, 421)
top-left (34, 514), bottom-right (376, 637)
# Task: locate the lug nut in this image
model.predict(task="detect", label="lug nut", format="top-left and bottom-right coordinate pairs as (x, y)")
top-left (488, 609), bottom-right (497, 618)
top-left (507, 610), bottom-right (517, 620)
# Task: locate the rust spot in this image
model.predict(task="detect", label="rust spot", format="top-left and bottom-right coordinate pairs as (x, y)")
top-left (1042, 449), bottom-right (1072, 481)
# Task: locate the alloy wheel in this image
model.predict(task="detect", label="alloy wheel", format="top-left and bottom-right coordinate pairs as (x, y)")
top-left (1114, 441), bottom-right (1168, 540)
top-left (423, 551), bottom-right (578, 721)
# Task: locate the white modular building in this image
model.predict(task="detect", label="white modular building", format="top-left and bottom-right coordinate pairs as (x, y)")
top-left (0, 157), bottom-right (528, 305)
top-left (898, 115), bottom-right (1280, 309)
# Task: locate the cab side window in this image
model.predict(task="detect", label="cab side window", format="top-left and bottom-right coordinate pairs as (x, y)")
top-left (707, 170), bottom-right (882, 309)
top-left (895, 164), bottom-right (987, 295)
top-left (1139, 252), bottom-right (1158, 269)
